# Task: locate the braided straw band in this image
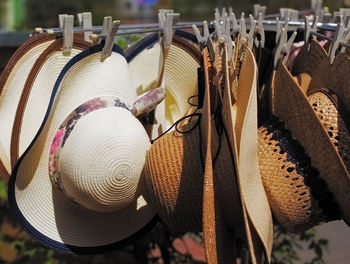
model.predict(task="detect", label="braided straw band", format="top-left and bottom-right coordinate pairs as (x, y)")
top-left (49, 96), bottom-right (131, 204)
top-left (259, 116), bottom-right (341, 234)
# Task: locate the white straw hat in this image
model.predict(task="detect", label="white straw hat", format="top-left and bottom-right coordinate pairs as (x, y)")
top-left (10, 37), bottom-right (92, 169)
top-left (8, 44), bottom-right (156, 254)
top-left (0, 34), bottom-right (56, 181)
top-left (125, 32), bottom-right (201, 133)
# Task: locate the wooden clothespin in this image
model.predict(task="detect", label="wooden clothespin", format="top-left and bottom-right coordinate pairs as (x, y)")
top-left (100, 20), bottom-right (120, 61)
top-left (77, 12), bottom-right (93, 43)
top-left (60, 14), bottom-right (74, 56)
top-left (274, 17), bottom-right (297, 67)
top-left (304, 16), bottom-right (319, 50)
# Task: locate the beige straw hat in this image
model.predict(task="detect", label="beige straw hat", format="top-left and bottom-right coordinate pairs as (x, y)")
top-left (8, 44), bottom-right (156, 253)
top-left (126, 33), bottom-right (201, 137)
top-left (10, 37), bottom-right (92, 171)
top-left (0, 34), bottom-right (56, 182)
top-left (258, 61), bottom-right (350, 234)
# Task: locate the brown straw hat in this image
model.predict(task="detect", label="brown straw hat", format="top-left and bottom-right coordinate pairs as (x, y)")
top-left (144, 46), bottom-right (244, 263)
top-left (258, 61), bottom-right (350, 234)
top-left (0, 34), bottom-right (56, 182)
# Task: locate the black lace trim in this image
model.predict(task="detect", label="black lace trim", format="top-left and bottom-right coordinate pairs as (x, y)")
top-left (264, 115), bottom-right (342, 222)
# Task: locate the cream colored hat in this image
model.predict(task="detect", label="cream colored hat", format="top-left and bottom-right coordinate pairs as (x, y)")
top-left (10, 37), bottom-right (92, 170)
top-left (0, 34), bottom-right (56, 182)
top-left (8, 44), bottom-right (156, 254)
top-left (125, 32), bottom-right (201, 136)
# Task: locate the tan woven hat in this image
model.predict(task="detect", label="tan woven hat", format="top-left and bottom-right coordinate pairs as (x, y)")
top-left (258, 61), bottom-right (350, 234)
top-left (0, 34), bottom-right (56, 182)
top-left (8, 44), bottom-right (156, 254)
top-left (10, 37), bottom-right (92, 172)
top-left (126, 33), bottom-right (201, 138)
top-left (144, 46), bottom-right (245, 263)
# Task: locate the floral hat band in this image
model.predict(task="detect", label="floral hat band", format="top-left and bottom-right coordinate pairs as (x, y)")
top-left (49, 96), bottom-right (131, 205)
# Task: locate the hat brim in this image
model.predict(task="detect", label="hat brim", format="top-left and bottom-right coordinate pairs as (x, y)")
top-left (11, 37), bottom-right (92, 171)
top-left (273, 61), bottom-right (350, 224)
top-left (0, 34), bottom-right (56, 182)
top-left (9, 44), bottom-right (156, 254)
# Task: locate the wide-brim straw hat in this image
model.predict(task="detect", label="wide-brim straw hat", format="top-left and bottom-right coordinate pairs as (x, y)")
top-left (125, 31), bottom-right (201, 136)
top-left (144, 46), bottom-right (244, 263)
top-left (0, 34), bottom-right (57, 182)
top-left (258, 61), bottom-right (350, 234)
top-left (220, 44), bottom-right (273, 263)
top-left (10, 37), bottom-right (92, 173)
top-left (8, 44), bottom-right (157, 254)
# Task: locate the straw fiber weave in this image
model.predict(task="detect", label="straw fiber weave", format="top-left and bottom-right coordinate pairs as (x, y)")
top-left (308, 91), bottom-right (350, 172)
top-left (272, 62), bottom-right (350, 225)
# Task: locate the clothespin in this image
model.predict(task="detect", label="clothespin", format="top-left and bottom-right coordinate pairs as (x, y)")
top-left (274, 18), bottom-right (297, 67)
top-left (192, 21), bottom-right (215, 63)
top-left (253, 4), bottom-right (267, 19)
top-left (328, 23), bottom-right (345, 64)
top-left (228, 8), bottom-right (240, 36)
top-left (61, 15), bottom-right (74, 56)
top-left (214, 18), bottom-right (233, 60)
top-left (77, 12), bottom-right (93, 43)
top-left (238, 13), bottom-right (256, 50)
top-left (215, 7), bottom-right (228, 24)
top-left (280, 8), bottom-right (299, 22)
top-left (254, 12), bottom-right (265, 48)
top-left (311, 0), bottom-right (323, 18)
top-left (158, 11), bottom-right (180, 53)
top-left (304, 16), bottom-right (319, 50)
top-left (100, 20), bottom-right (120, 61)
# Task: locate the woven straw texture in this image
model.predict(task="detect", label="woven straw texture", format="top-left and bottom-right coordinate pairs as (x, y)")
top-left (308, 52), bottom-right (350, 110)
top-left (272, 62), bottom-right (350, 225)
top-left (308, 92), bottom-right (350, 172)
top-left (11, 50), bottom-right (155, 247)
top-left (11, 37), bottom-right (91, 168)
top-left (258, 126), bottom-right (326, 233)
top-left (291, 39), bottom-right (327, 82)
top-left (221, 44), bottom-right (273, 262)
top-left (128, 36), bottom-right (201, 129)
top-left (0, 35), bottom-right (55, 182)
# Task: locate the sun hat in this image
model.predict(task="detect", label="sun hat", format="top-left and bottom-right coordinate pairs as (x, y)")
top-left (8, 43), bottom-right (157, 254)
top-left (10, 36), bottom-right (92, 171)
top-left (144, 46), bottom-right (244, 263)
top-left (220, 42), bottom-right (273, 263)
top-left (0, 34), bottom-right (56, 182)
top-left (125, 31), bottom-right (201, 138)
top-left (258, 61), bottom-right (350, 234)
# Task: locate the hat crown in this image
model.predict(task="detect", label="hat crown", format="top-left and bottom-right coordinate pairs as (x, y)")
top-left (53, 106), bottom-right (150, 212)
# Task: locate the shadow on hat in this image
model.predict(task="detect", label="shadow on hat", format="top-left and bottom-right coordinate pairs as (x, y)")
top-left (8, 43), bottom-right (157, 254)
top-left (10, 36), bottom-right (92, 176)
top-left (258, 59), bottom-right (350, 234)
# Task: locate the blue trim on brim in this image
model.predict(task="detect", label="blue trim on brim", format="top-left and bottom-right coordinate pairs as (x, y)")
top-left (124, 30), bottom-right (198, 63)
top-left (8, 43), bottom-right (159, 255)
